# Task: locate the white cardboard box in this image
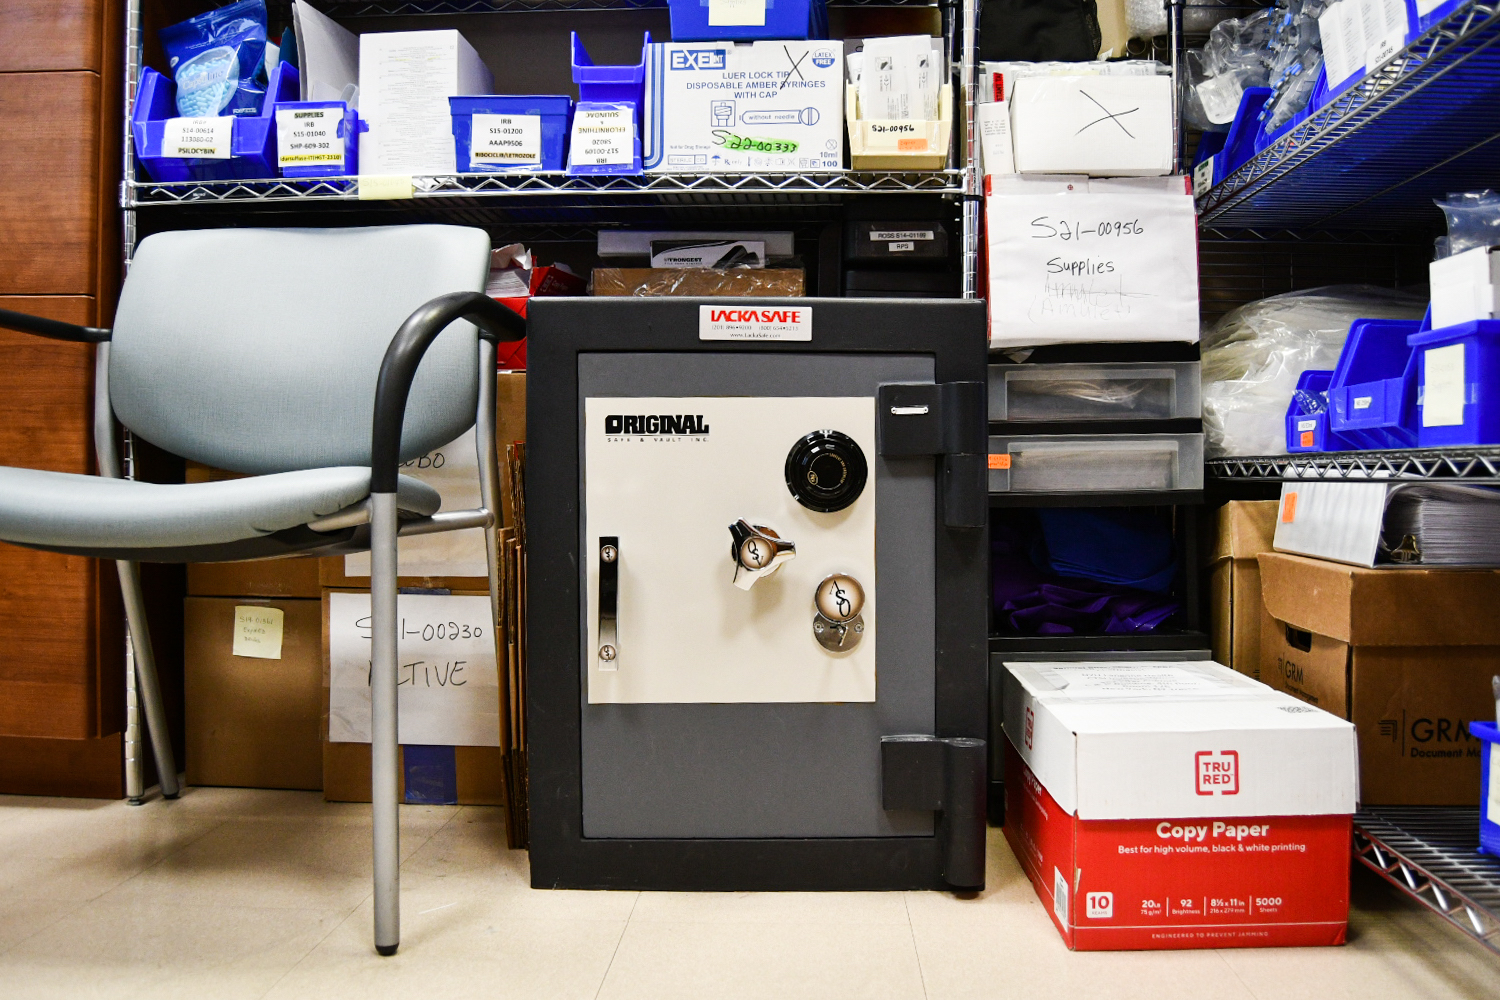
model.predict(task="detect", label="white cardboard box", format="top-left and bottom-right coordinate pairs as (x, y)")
top-left (1011, 75), bottom-right (1173, 177)
top-left (643, 41), bottom-right (843, 172)
top-left (1001, 659), bottom-right (1357, 950)
top-left (1430, 245), bottom-right (1500, 330)
top-left (358, 29), bottom-right (494, 175)
top-left (985, 174), bottom-right (1199, 348)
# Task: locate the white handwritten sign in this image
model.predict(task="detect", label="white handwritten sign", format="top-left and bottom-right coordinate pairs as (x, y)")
top-left (985, 175), bottom-right (1199, 348)
top-left (328, 592), bottom-right (499, 747)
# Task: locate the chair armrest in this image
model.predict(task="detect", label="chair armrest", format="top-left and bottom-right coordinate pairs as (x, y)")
top-left (0, 308), bottom-right (111, 343)
top-left (371, 291), bottom-right (525, 494)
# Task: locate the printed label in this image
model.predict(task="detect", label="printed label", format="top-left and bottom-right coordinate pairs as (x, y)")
top-left (1423, 343), bottom-right (1466, 427)
top-left (709, 0), bottom-right (767, 25)
top-left (1297, 419), bottom-right (1317, 432)
top-left (870, 230), bottom-right (934, 242)
top-left (276, 107), bottom-right (343, 168)
top-left (568, 106), bottom-right (634, 167)
top-left (1353, 396), bottom-right (1373, 410)
top-left (1086, 891), bottom-right (1114, 919)
top-left (471, 113), bottom-right (542, 165)
top-left (162, 116), bottom-right (232, 158)
top-left (889, 241), bottom-right (916, 252)
top-left (357, 175), bottom-right (414, 201)
top-left (698, 304), bottom-right (811, 341)
top-left (1054, 866), bottom-right (1070, 927)
top-left (1490, 744), bottom-right (1500, 825)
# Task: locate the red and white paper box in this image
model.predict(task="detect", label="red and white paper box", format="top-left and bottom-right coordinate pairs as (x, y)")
top-left (1001, 660), bottom-right (1357, 951)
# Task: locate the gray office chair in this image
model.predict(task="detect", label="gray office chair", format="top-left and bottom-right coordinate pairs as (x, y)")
top-left (0, 225), bottom-right (524, 956)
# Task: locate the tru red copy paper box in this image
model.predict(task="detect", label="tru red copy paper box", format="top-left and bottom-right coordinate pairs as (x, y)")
top-left (1002, 660), bottom-right (1357, 950)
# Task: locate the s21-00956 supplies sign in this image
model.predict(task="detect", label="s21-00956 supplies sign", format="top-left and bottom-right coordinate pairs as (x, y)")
top-left (985, 175), bottom-right (1199, 349)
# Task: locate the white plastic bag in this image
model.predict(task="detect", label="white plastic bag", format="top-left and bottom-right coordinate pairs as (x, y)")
top-left (1201, 285), bottom-right (1426, 457)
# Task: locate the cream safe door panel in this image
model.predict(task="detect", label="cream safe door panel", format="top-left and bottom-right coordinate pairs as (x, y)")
top-left (585, 396), bottom-right (876, 704)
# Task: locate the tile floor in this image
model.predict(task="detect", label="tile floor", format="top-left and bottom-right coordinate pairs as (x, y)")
top-left (1, 787), bottom-right (1497, 999)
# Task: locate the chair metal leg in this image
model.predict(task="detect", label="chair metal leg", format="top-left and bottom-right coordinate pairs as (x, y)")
top-left (370, 491), bottom-right (401, 956)
top-left (124, 626), bottom-right (144, 804)
top-left (115, 560), bottom-right (179, 799)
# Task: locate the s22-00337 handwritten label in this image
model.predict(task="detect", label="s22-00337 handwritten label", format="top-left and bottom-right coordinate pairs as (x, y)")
top-left (985, 176), bottom-right (1199, 349)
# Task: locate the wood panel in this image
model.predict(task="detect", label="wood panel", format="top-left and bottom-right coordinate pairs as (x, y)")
top-left (0, 297), bottom-right (95, 473)
top-left (0, 0), bottom-right (104, 73)
top-left (0, 73), bottom-right (101, 295)
top-left (0, 733), bottom-right (121, 798)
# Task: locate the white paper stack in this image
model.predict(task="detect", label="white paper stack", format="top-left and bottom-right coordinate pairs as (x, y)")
top-left (857, 36), bottom-right (944, 121)
top-left (358, 29), bottom-right (494, 175)
top-left (1382, 483), bottom-right (1500, 566)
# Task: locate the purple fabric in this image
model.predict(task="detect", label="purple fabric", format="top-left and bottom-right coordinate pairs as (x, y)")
top-left (992, 540), bottom-right (1179, 635)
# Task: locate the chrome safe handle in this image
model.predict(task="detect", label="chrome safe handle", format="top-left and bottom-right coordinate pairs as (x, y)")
top-left (598, 537), bottom-right (619, 669)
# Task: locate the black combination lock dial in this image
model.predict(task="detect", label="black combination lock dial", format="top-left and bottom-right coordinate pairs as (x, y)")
top-left (785, 430), bottom-right (868, 513)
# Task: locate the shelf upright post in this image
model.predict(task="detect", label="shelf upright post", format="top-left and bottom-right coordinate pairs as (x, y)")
top-left (120, 0), bottom-right (144, 805)
top-left (1168, 0), bottom-right (1185, 173)
top-left (961, 0), bottom-right (981, 299)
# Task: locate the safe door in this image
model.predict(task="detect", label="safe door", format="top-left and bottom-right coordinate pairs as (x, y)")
top-left (526, 298), bottom-right (988, 891)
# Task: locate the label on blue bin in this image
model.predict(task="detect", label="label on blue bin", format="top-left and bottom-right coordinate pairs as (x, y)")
top-left (276, 107), bottom-right (344, 170)
top-left (1423, 343), bottom-right (1466, 427)
top-left (1490, 745), bottom-right (1500, 825)
top-left (162, 116), bottom-right (232, 159)
top-left (471, 114), bottom-right (542, 166)
top-left (569, 107), bottom-right (634, 167)
top-left (709, 0), bottom-right (767, 26)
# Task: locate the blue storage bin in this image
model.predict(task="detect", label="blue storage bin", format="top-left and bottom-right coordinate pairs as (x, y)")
top-left (667, 0), bottom-right (827, 42)
top-left (1410, 319), bottom-right (1500, 446)
top-left (573, 31), bottom-right (650, 110)
top-left (133, 61), bottom-right (298, 182)
top-left (1470, 721), bottom-right (1500, 856)
top-left (1255, 67), bottom-right (1328, 154)
top-left (1286, 370), bottom-right (1360, 452)
top-left (1327, 317), bottom-right (1423, 449)
top-left (277, 101), bottom-right (366, 177)
top-left (450, 95), bottom-right (573, 172)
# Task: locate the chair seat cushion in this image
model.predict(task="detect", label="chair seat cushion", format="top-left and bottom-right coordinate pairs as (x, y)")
top-left (0, 466), bottom-right (440, 551)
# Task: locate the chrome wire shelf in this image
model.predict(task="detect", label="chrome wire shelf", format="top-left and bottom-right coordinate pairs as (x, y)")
top-left (1208, 447), bottom-right (1500, 482)
top-left (1195, 0), bottom-right (1500, 229)
top-left (1356, 807), bottom-right (1500, 954)
top-left (125, 169), bottom-right (965, 208)
top-left (302, 0), bottom-right (936, 12)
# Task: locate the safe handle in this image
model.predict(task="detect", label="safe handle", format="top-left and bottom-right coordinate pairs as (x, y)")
top-left (598, 537), bottom-right (619, 669)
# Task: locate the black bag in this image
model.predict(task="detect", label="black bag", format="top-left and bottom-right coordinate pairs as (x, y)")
top-left (979, 0), bottom-right (1102, 63)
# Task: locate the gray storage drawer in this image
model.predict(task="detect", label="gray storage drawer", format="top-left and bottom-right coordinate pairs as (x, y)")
top-left (988, 433), bottom-right (1205, 493)
top-left (988, 361), bottom-right (1201, 422)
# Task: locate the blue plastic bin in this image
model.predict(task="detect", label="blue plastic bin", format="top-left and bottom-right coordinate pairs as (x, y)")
top-left (1410, 319), bottom-right (1500, 446)
top-left (133, 61), bottom-right (298, 182)
top-left (1470, 721), bottom-right (1500, 856)
top-left (573, 32), bottom-right (650, 110)
top-left (450, 95), bottom-right (573, 172)
top-left (667, 0), bottom-right (827, 42)
top-left (1255, 67), bottom-right (1328, 154)
top-left (276, 101), bottom-right (366, 177)
top-left (1327, 318), bottom-right (1423, 449)
top-left (1286, 370), bottom-right (1360, 452)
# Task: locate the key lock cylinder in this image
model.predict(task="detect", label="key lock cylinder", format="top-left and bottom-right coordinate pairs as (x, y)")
top-left (727, 430), bottom-right (870, 651)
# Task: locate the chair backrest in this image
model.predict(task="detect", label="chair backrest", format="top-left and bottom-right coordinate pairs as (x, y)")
top-left (110, 225), bottom-right (490, 475)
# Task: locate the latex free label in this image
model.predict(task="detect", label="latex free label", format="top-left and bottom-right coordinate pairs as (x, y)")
top-left (710, 0), bottom-right (767, 26)
top-left (232, 605), bottom-right (284, 659)
top-left (162, 116), bottom-right (232, 158)
top-left (699, 304), bottom-right (811, 341)
top-left (569, 107), bottom-right (635, 167)
top-left (471, 113), bottom-right (542, 165)
top-left (276, 107), bottom-right (343, 168)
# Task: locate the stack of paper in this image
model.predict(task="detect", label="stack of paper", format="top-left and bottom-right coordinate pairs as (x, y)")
top-left (857, 36), bottom-right (943, 121)
top-left (1381, 483), bottom-right (1500, 566)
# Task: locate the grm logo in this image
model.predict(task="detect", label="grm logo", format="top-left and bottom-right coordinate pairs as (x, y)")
top-left (1195, 750), bottom-right (1239, 795)
top-left (669, 49), bottom-right (727, 70)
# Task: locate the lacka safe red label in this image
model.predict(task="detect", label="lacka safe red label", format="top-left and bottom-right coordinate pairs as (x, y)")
top-left (1003, 741), bottom-right (1350, 951)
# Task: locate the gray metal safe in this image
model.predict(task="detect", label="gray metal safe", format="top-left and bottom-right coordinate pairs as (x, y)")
top-left (526, 297), bottom-right (988, 890)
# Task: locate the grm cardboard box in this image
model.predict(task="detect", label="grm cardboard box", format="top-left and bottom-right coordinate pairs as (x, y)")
top-left (185, 597), bottom-right (323, 790)
top-left (1002, 659), bottom-right (1356, 951)
top-left (1258, 551), bottom-right (1500, 805)
top-left (1206, 500), bottom-right (1279, 678)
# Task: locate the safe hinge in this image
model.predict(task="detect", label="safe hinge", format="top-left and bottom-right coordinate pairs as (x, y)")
top-left (876, 382), bottom-right (986, 529)
top-left (881, 735), bottom-right (987, 889)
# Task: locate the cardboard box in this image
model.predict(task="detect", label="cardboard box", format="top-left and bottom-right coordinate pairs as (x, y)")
top-left (1002, 659), bottom-right (1356, 950)
top-left (358, 29), bottom-right (494, 175)
top-left (321, 588), bottom-right (503, 805)
top-left (185, 597), bottom-right (323, 790)
top-left (644, 41), bottom-right (843, 172)
top-left (591, 268), bottom-right (805, 297)
top-left (1010, 76), bottom-right (1173, 177)
top-left (1258, 550), bottom-right (1500, 805)
top-left (1207, 501), bottom-right (1279, 678)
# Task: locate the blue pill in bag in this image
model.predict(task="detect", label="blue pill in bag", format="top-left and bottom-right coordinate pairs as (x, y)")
top-left (160, 0), bottom-right (268, 119)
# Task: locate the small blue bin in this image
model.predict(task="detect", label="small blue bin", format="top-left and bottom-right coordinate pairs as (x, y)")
top-left (450, 95), bottom-right (573, 172)
top-left (133, 61), bottom-right (298, 182)
top-left (667, 0), bottom-right (828, 42)
top-left (573, 32), bottom-right (650, 110)
top-left (277, 101), bottom-right (366, 177)
top-left (1328, 317), bottom-right (1423, 449)
top-left (1255, 67), bottom-right (1328, 154)
top-left (1469, 721), bottom-right (1500, 856)
top-left (1410, 319), bottom-right (1500, 446)
top-left (1287, 370), bottom-right (1360, 452)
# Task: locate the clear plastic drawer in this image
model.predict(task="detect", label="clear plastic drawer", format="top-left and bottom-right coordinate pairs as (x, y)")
top-left (988, 361), bottom-right (1201, 422)
top-left (988, 434), bottom-right (1205, 493)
